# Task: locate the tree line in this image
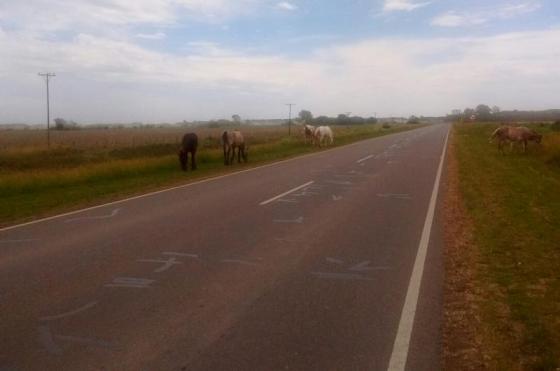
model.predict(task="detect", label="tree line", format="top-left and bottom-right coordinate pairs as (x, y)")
top-left (297, 110), bottom-right (379, 126)
top-left (446, 105), bottom-right (560, 122)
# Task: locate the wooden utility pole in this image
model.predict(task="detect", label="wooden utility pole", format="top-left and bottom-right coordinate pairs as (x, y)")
top-left (38, 72), bottom-right (56, 148)
top-left (286, 103), bottom-right (295, 136)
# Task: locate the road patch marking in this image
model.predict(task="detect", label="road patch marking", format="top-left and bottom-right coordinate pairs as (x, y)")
top-left (377, 193), bottom-right (412, 200)
top-left (105, 277), bottom-right (155, 289)
top-left (259, 181), bottom-right (314, 206)
top-left (311, 272), bottom-right (374, 281)
top-left (40, 301), bottom-right (98, 321)
top-left (220, 259), bottom-right (260, 266)
top-left (386, 126), bottom-right (449, 371)
top-left (273, 216), bottom-right (304, 224)
top-left (137, 257), bottom-right (183, 273)
top-left (0, 238), bottom-right (39, 244)
top-left (64, 208), bottom-right (120, 223)
top-left (162, 252), bottom-right (199, 259)
top-left (357, 154), bottom-right (374, 163)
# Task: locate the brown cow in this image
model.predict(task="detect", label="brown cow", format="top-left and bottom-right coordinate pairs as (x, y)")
top-left (490, 125), bottom-right (542, 153)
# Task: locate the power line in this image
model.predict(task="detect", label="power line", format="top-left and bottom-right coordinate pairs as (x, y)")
top-left (38, 72), bottom-right (56, 148)
top-left (285, 103), bottom-right (295, 136)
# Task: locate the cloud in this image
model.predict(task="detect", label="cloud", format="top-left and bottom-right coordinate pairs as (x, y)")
top-left (2, 23), bottom-right (560, 123)
top-left (383, 0), bottom-right (431, 12)
top-left (0, 0), bottom-right (261, 34)
top-left (275, 2), bottom-right (297, 11)
top-left (431, 12), bottom-right (487, 27)
top-left (431, 1), bottom-right (542, 28)
top-left (136, 32), bottom-right (167, 40)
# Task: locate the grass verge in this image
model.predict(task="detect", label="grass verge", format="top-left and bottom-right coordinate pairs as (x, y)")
top-left (0, 124), bottom-right (420, 227)
top-left (449, 123), bottom-right (560, 370)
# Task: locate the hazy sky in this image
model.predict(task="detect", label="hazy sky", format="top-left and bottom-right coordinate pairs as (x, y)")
top-left (1, 0), bottom-right (559, 124)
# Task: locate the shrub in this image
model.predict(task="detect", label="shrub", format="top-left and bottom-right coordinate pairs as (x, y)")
top-left (382, 123), bottom-right (391, 129)
top-left (550, 121), bottom-right (560, 132)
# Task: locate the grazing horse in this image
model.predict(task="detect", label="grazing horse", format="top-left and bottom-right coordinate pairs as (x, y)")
top-left (303, 124), bottom-right (316, 144)
top-left (313, 125), bottom-right (334, 147)
top-left (222, 130), bottom-right (248, 165)
top-left (490, 126), bottom-right (542, 153)
top-left (178, 133), bottom-right (198, 171)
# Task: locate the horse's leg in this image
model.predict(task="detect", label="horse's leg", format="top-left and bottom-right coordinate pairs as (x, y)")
top-left (223, 145), bottom-right (228, 165)
top-left (237, 146), bottom-right (241, 163)
top-left (229, 146), bottom-right (235, 165)
top-left (191, 150), bottom-right (197, 170)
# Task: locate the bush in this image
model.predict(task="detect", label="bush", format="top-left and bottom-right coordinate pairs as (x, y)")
top-left (382, 123), bottom-right (391, 129)
top-left (551, 121), bottom-right (560, 132)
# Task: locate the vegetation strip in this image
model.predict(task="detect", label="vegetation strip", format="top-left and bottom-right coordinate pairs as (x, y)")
top-left (450, 123), bottom-right (560, 369)
top-left (0, 124), bottom-right (422, 227)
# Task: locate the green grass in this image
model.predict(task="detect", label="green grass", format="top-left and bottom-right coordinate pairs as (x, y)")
top-left (0, 124), bottom-right (419, 227)
top-left (454, 123), bottom-right (560, 370)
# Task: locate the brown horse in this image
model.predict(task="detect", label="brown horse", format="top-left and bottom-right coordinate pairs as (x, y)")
top-left (178, 133), bottom-right (198, 171)
top-left (222, 130), bottom-right (247, 165)
top-left (490, 126), bottom-right (542, 153)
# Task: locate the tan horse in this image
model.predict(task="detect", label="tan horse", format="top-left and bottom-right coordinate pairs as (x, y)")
top-left (222, 130), bottom-right (248, 165)
top-left (490, 125), bottom-right (542, 153)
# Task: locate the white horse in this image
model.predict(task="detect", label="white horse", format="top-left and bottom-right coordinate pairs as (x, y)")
top-left (313, 126), bottom-right (333, 147)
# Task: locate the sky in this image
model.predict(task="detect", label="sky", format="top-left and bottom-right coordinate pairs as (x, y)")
top-left (1, 0), bottom-right (559, 124)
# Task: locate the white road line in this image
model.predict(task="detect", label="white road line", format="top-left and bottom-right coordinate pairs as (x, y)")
top-left (0, 126), bottom-right (430, 233)
top-left (386, 127), bottom-right (449, 371)
top-left (259, 181), bottom-right (314, 206)
top-left (357, 154), bottom-right (374, 163)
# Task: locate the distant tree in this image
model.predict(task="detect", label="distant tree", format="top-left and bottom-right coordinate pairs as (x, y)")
top-left (232, 114), bottom-right (241, 123)
top-left (451, 109), bottom-right (462, 116)
top-left (407, 115), bottom-right (420, 124)
top-left (54, 118), bottom-right (67, 130)
top-left (365, 117), bottom-right (378, 124)
top-left (491, 105), bottom-right (501, 115)
top-left (53, 118), bottom-right (79, 130)
top-left (463, 108), bottom-right (475, 121)
top-left (314, 115), bottom-right (331, 125)
top-left (298, 110), bottom-right (313, 124)
top-left (336, 114), bottom-right (350, 125)
top-left (476, 104), bottom-right (492, 121)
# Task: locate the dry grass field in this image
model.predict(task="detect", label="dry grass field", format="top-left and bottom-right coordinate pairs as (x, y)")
top-left (0, 125), bottom-right (292, 152)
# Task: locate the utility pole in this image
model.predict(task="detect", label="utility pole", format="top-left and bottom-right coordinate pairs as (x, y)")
top-left (285, 103), bottom-right (295, 136)
top-left (38, 72), bottom-right (56, 148)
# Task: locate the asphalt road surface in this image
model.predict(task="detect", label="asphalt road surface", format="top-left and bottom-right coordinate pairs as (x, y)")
top-left (0, 124), bottom-right (449, 371)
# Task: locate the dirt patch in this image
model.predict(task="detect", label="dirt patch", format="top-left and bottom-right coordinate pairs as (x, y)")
top-left (441, 131), bottom-right (487, 370)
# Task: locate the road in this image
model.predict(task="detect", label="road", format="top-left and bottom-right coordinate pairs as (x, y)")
top-left (0, 124), bottom-right (449, 371)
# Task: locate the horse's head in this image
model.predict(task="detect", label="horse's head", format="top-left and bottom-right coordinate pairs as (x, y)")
top-left (534, 133), bottom-right (543, 144)
top-left (178, 150), bottom-right (187, 171)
